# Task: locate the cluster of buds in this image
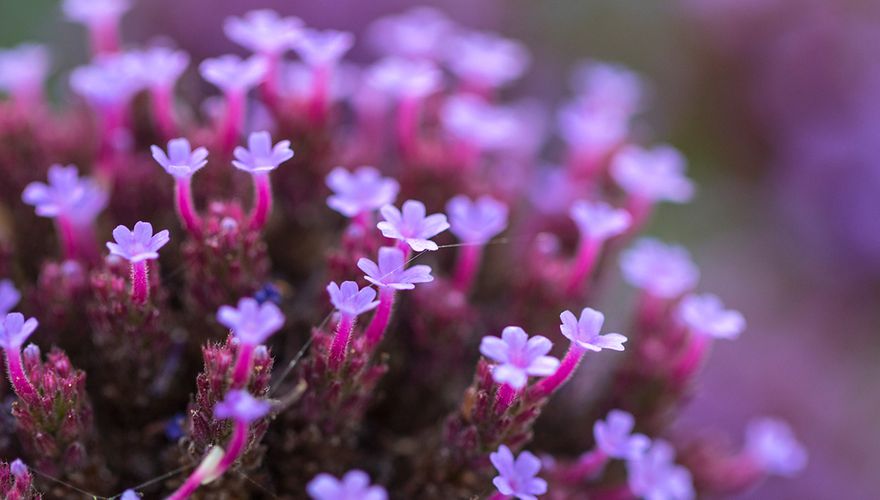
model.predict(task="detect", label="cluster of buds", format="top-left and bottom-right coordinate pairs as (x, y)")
top-left (0, 459), bottom-right (41, 500)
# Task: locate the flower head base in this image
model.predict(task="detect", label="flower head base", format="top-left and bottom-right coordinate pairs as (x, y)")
top-left (106, 221), bottom-right (170, 263)
top-left (151, 138), bottom-right (209, 179)
top-left (677, 293), bottom-right (746, 340)
top-left (593, 409), bottom-right (650, 460)
top-left (307, 470), bottom-right (388, 500)
top-left (377, 200), bottom-right (450, 252)
top-left (569, 200), bottom-right (632, 242)
top-left (446, 195), bottom-right (509, 244)
top-left (200, 55), bottom-right (268, 93)
top-left (559, 308), bottom-right (627, 352)
top-left (327, 281), bottom-right (379, 317)
top-left (367, 7), bottom-right (454, 60)
top-left (0, 313), bottom-right (38, 351)
top-left (611, 145), bottom-right (694, 203)
top-left (225, 9), bottom-right (304, 55)
top-left (126, 47), bottom-right (190, 89)
top-left (70, 55), bottom-right (145, 107)
top-left (620, 238), bottom-right (700, 299)
top-left (627, 440), bottom-right (695, 500)
top-left (0, 280), bottom-right (21, 316)
top-left (366, 57), bottom-right (442, 98)
top-left (0, 44), bottom-right (50, 95)
top-left (63, 0), bottom-right (131, 25)
top-left (326, 167), bottom-right (400, 218)
top-left (745, 417), bottom-right (808, 477)
top-left (293, 29), bottom-right (355, 67)
top-left (358, 247), bottom-right (433, 290)
top-left (217, 297), bottom-right (285, 346)
top-left (22, 164), bottom-right (108, 224)
top-left (479, 326), bottom-right (560, 389)
top-left (214, 389), bottom-right (271, 424)
top-left (232, 131), bottom-right (295, 173)
top-left (490, 444), bottom-right (547, 500)
top-left (446, 31), bottom-right (530, 89)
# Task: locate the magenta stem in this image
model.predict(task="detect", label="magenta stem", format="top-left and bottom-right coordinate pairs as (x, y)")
top-left (260, 53), bottom-right (281, 112)
top-left (453, 244), bottom-right (483, 293)
top-left (494, 383), bottom-right (517, 414)
top-left (328, 313), bottom-right (356, 370)
top-left (625, 195), bottom-right (653, 234)
top-left (365, 287), bottom-right (395, 349)
top-left (89, 19), bottom-right (120, 56)
top-left (488, 493), bottom-right (508, 500)
top-left (220, 90), bottom-right (245, 154)
top-left (3, 347), bottom-right (39, 406)
top-left (565, 238), bottom-right (601, 296)
top-left (671, 333), bottom-right (710, 386)
top-left (560, 449), bottom-right (608, 483)
top-left (166, 420), bottom-right (248, 500)
top-left (55, 216), bottom-right (79, 261)
top-left (151, 85), bottom-right (177, 139)
top-left (130, 260), bottom-right (150, 304)
top-left (248, 173), bottom-right (272, 231)
top-left (231, 342), bottom-right (256, 389)
top-left (308, 64), bottom-right (331, 125)
top-left (396, 96), bottom-right (421, 160)
top-left (533, 343), bottom-right (586, 399)
top-left (175, 177), bottom-right (202, 238)
top-left (397, 241), bottom-right (412, 260)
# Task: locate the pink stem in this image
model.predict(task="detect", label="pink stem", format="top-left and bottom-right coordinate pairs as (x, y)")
top-left (397, 241), bottom-right (412, 260)
top-left (488, 493), bottom-right (508, 500)
top-left (3, 347), bottom-right (39, 406)
top-left (260, 53), bottom-right (281, 112)
top-left (625, 195), bottom-right (653, 234)
top-left (167, 420), bottom-right (248, 500)
top-left (636, 291), bottom-right (664, 332)
top-left (231, 343), bottom-right (256, 389)
top-left (89, 19), bottom-right (120, 56)
top-left (151, 85), bottom-right (177, 139)
top-left (565, 238), bottom-right (601, 296)
top-left (494, 383), bottom-right (517, 414)
top-left (453, 244), bottom-right (483, 293)
top-left (671, 333), bottom-right (710, 386)
top-left (130, 260), bottom-right (149, 304)
top-left (55, 216), bottom-right (79, 261)
top-left (308, 64), bottom-right (331, 125)
top-left (220, 90), bottom-right (245, 154)
top-left (328, 313), bottom-right (355, 370)
top-left (559, 449), bottom-right (608, 483)
top-left (175, 178), bottom-right (202, 238)
top-left (364, 287), bottom-right (395, 349)
top-left (533, 343), bottom-right (586, 399)
top-left (248, 173), bottom-right (272, 231)
top-left (396, 96), bottom-right (420, 160)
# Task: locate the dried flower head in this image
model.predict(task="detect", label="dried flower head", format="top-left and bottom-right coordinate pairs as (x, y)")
top-left (479, 326), bottom-right (560, 389)
top-left (232, 131), bottom-right (295, 173)
top-left (377, 200), bottom-right (450, 252)
top-left (559, 308), bottom-right (627, 352)
top-left (0, 313), bottom-right (38, 351)
top-left (620, 238), bottom-right (700, 298)
top-left (224, 9), bottom-right (304, 55)
top-left (217, 297), bottom-right (285, 346)
top-left (611, 145), bottom-right (694, 203)
top-left (446, 195), bottom-right (509, 245)
top-left (151, 138), bottom-right (209, 179)
top-left (326, 166), bottom-right (400, 218)
top-left (490, 444), bottom-right (547, 500)
top-left (677, 293), bottom-right (746, 340)
top-left (593, 409), bottom-right (650, 460)
top-left (214, 389), bottom-right (271, 423)
top-left (745, 417), bottom-right (808, 477)
top-left (326, 281), bottom-right (379, 317)
top-left (569, 200), bottom-right (632, 242)
top-left (307, 470), bottom-right (388, 500)
top-left (200, 55), bottom-right (268, 92)
top-left (358, 247), bottom-right (433, 290)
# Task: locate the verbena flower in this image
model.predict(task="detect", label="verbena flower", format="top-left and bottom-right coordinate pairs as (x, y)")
top-left (293, 29), bottom-right (355, 67)
top-left (0, 313), bottom-right (38, 351)
top-left (440, 95), bottom-right (524, 153)
top-left (151, 138), bottom-right (209, 179)
top-left (367, 7), bottom-right (454, 60)
top-left (559, 308), bottom-right (627, 352)
top-left (620, 238), bottom-right (700, 298)
top-left (377, 200), bottom-right (449, 252)
top-left (569, 200), bottom-right (632, 242)
top-left (232, 131), bottom-right (295, 173)
top-left (126, 47), bottom-right (190, 89)
top-left (365, 57), bottom-right (442, 98)
top-left (62, 0), bottom-right (131, 25)
top-left (445, 31), bottom-right (530, 89)
top-left (214, 389), bottom-right (271, 423)
top-left (446, 195), bottom-right (509, 244)
top-left (593, 409), bottom-right (650, 460)
top-left (307, 470), bottom-right (388, 500)
top-left (626, 440), bottom-right (695, 500)
top-left (570, 61), bottom-right (643, 120)
top-left (10, 459), bottom-right (28, 478)
top-left (0, 280), bottom-right (21, 316)
top-left (557, 100), bottom-right (628, 153)
top-left (0, 44), bottom-right (50, 95)
top-left (224, 9), bottom-right (304, 55)
top-left (326, 167), bottom-right (400, 218)
top-left (745, 417), bottom-right (808, 477)
top-left (479, 327), bottom-right (560, 389)
top-left (327, 281), bottom-right (379, 317)
top-left (106, 221), bottom-right (170, 263)
top-left (200, 55), bottom-right (268, 92)
top-left (677, 293), bottom-right (746, 340)
top-left (120, 489), bottom-right (139, 500)
top-left (70, 55), bottom-right (144, 107)
top-left (22, 164), bottom-right (108, 223)
top-left (358, 247), bottom-right (433, 290)
top-left (490, 444), bottom-right (547, 500)
top-left (611, 145), bottom-right (694, 203)
top-left (217, 297), bottom-right (285, 346)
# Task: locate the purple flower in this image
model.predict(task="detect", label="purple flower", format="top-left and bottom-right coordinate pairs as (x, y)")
top-left (445, 31), bottom-right (530, 89)
top-left (611, 145), bottom-right (694, 203)
top-left (326, 166), bottom-right (400, 217)
top-left (0, 313), bottom-right (38, 351)
top-left (559, 308), bottom-right (628, 352)
top-left (620, 238), bottom-right (700, 299)
top-left (214, 389), bottom-right (271, 423)
top-left (489, 444), bottom-right (547, 500)
top-left (63, 0), bottom-right (130, 25)
top-left (125, 47), bottom-right (189, 89)
top-left (0, 280), bottom-right (21, 316)
top-left (377, 200), bottom-right (449, 252)
top-left (441, 95), bottom-right (525, 152)
top-left (365, 57), bottom-right (442, 98)
top-left (217, 297), bottom-right (285, 346)
top-left (120, 490), bottom-right (139, 500)
top-left (570, 61), bottom-right (643, 120)
top-left (626, 440), bottom-right (695, 500)
top-left (557, 100), bottom-right (628, 153)
top-left (232, 131), bottom-right (295, 173)
top-left (293, 29), bottom-right (354, 67)
top-left (677, 293), bottom-right (746, 340)
top-left (70, 55), bottom-right (144, 107)
top-left (446, 195), bottom-right (509, 244)
top-left (306, 470), bottom-right (388, 500)
top-left (367, 7), bottom-right (454, 60)
top-left (745, 417), bottom-right (808, 477)
top-left (224, 9), bottom-right (304, 55)
top-left (22, 164), bottom-right (108, 224)
top-left (358, 247), bottom-right (433, 290)
top-left (200, 55), bottom-right (268, 93)
top-left (479, 327), bottom-right (560, 389)
top-left (593, 409), bottom-right (650, 460)
top-left (326, 281), bottom-right (379, 317)
top-left (151, 138), bottom-right (209, 179)
top-left (569, 200), bottom-right (632, 242)
top-left (0, 44), bottom-right (50, 94)
top-left (106, 221), bottom-right (170, 263)
top-left (9, 459), bottom-right (27, 479)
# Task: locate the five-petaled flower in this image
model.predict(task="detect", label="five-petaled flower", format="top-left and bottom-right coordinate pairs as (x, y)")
top-left (0, 313), bottom-right (38, 351)
top-left (479, 327), bottom-right (560, 389)
top-left (307, 470), bottom-right (388, 500)
top-left (377, 200), bottom-right (449, 252)
top-left (200, 55), bottom-right (268, 92)
top-left (446, 195), bottom-right (509, 244)
top-left (214, 389), bottom-right (271, 423)
top-left (593, 409), bottom-right (650, 460)
top-left (677, 293), bottom-right (746, 340)
top-left (358, 247), bottom-right (433, 290)
top-left (22, 164), bottom-right (108, 224)
top-left (626, 439), bottom-right (695, 500)
top-left (106, 221), bottom-right (170, 263)
top-left (224, 9), bottom-right (304, 55)
top-left (611, 145), bottom-right (694, 204)
top-left (569, 200), bottom-right (632, 242)
top-left (559, 308), bottom-right (628, 352)
top-left (232, 131), bottom-right (295, 173)
top-left (217, 297), bottom-right (286, 346)
top-left (326, 167), bottom-right (400, 218)
top-left (151, 138), bottom-right (209, 179)
top-left (745, 417), bottom-right (808, 477)
top-left (327, 281), bottom-right (379, 317)
top-left (490, 444), bottom-right (548, 500)
top-left (620, 238), bottom-right (700, 299)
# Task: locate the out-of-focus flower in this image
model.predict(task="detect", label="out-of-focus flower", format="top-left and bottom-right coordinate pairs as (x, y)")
top-left (593, 409), bottom-right (650, 460)
top-left (232, 131), bottom-right (294, 173)
top-left (0, 44), bottom-right (50, 96)
top-left (446, 195), bottom-right (508, 244)
top-left (620, 238), bottom-right (700, 298)
top-left (200, 55), bottom-right (268, 93)
top-left (0, 280), bottom-right (21, 316)
top-left (217, 297), bottom-right (285, 346)
top-left (365, 57), bottom-right (442, 98)
top-left (106, 221), bottom-right (170, 263)
top-left (377, 200), bottom-right (449, 252)
top-left (62, 0), bottom-right (130, 26)
top-left (151, 138), bottom-right (209, 179)
top-left (570, 61), bottom-right (644, 120)
top-left (557, 100), bottom-right (628, 155)
top-left (293, 29), bottom-right (354, 67)
top-left (214, 389), bottom-right (271, 423)
top-left (441, 95), bottom-right (525, 153)
top-left (358, 247), bottom-right (433, 290)
top-left (569, 200), bottom-right (632, 242)
top-left (745, 417), bottom-right (808, 477)
top-left (22, 164), bottom-right (108, 224)
top-left (559, 308), bottom-right (627, 352)
top-left (327, 281), bottom-right (379, 317)
top-left (367, 7), bottom-right (454, 60)
top-left (611, 145), bottom-right (694, 204)
top-left (325, 167), bottom-right (399, 218)
top-left (445, 31), bottom-right (530, 90)
top-left (479, 326), bottom-right (560, 389)
top-left (306, 470), bottom-right (388, 500)
top-left (490, 444), bottom-right (548, 500)
top-left (224, 9), bottom-right (304, 55)
top-left (120, 490), bottom-right (139, 500)
top-left (125, 47), bottom-right (189, 90)
top-left (677, 293), bottom-right (746, 340)
top-left (70, 55), bottom-right (144, 108)
top-left (0, 313), bottom-right (38, 350)
top-left (627, 440), bottom-right (695, 500)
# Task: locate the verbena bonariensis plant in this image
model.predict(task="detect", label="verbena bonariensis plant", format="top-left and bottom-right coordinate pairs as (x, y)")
top-left (0, 2), bottom-right (807, 499)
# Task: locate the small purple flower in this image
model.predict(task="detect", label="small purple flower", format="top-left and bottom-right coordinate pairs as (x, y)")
top-left (627, 440), bottom-right (695, 500)
top-left (365, 57), bottom-right (442, 98)
top-left (326, 166), bottom-right (400, 218)
top-left (446, 31), bottom-right (530, 89)
top-left (217, 297), bottom-right (285, 346)
top-left (224, 9), bottom-right (304, 55)
top-left (557, 100), bottom-right (628, 152)
top-left (0, 280), bottom-right (21, 316)
top-left (593, 409), bottom-right (650, 460)
top-left (10, 459), bottom-right (27, 479)
top-left (306, 470), bottom-right (388, 500)
top-left (125, 47), bottom-right (189, 89)
top-left (106, 221), bottom-right (170, 263)
top-left (22, 164), bottom-right (108, 224)
top-left (611, 145), bottom-right (694, 203)
top-left (377, 200), bottom-right (450, 252)
top-left (293, 28), bottom-right (354, 67)
top-left (232, 131), bottom-right (295, 173)
top-left (151, 138), bottom-right (209, 179)
top-left (70, 55), bottom-right (145, 107)
top-left (367, 7), bottom-right (454, 60)
top-left (200, 55), bottom-right (268, 93)
top-left (0, 44), bottom-right (50, 94)
top-left (120, 489), bottom-right (139, 500)
top-left (214, 389), bottom-right (271, 423)
top-left (479, 327), bottom-right (560, 389)
top-left (358, 247), bottom-right (433, 290)
top-left (63, 0), bottom-right (131, 25)
top-left (441, 95), bottom-right (526, 153)
top-left (745, 417), bottom-right (808, 477)
top-left (677, 293), bottom-right (746, 340)
top-left (569, 200), bottom-right (632, 242)
top-left (0, 313), bottom-right (38, 351)
top-left (570, 61), bottom-right (643, 120)
top-left (620, 238), bottom-right (700, 298)
top-left (490, 444), bottom-right (547, 500)
top-left (446, 195), bottom-right (509, 244)
top-left (559, 308), bottom-right (628, 352)
top-left (326, 281), bottom-right (379, 317)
